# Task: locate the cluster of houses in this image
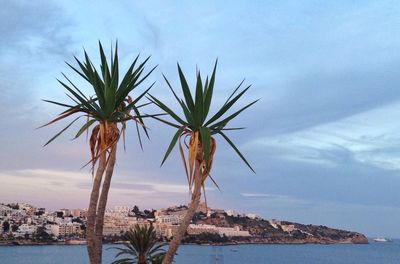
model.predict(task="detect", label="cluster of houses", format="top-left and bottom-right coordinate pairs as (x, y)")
top-left (0, 204), bottom-right (85, 239)
top-left (0, 202), bottom-right (257, 241)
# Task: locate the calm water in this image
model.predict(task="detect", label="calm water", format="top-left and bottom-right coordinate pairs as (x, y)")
top-left (1, 240), bottom-right (400, 264)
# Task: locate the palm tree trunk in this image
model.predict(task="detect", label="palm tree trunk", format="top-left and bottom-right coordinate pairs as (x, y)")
top-left (93, 145), bottom-right (117, 264)
top-left (162, 159), bottom-right (203, 264)
top-left (138, 255), bottom-right (147, 264)
top-left (87, 152), bottom-right (107, 264)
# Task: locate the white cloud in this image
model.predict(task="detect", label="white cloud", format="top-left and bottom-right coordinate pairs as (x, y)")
top-left (251, 101), bottom-right (400, 171)
top-left (0, 169), bottom-right (208, 209)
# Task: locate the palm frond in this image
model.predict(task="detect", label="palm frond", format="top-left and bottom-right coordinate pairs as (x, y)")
top-left (112, 225), bottom-right (165, 264)
top-left (43, 42), bottom-right (155, 162)
top-left (151, 60), bottom-right (256, 197)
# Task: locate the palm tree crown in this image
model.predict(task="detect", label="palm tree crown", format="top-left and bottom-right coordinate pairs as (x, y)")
top-left (42, 41), bottom-right (155, 166)
top-left (148, 60), bottom-right (257, 194)
top-left (111, 225), bottom-right (167, 264)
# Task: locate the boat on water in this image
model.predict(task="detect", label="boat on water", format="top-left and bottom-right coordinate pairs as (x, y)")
top-left (373, 237), bottom-right (392, 242)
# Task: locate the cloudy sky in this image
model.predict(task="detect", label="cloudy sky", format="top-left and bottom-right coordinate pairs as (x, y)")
top-left (1, 0), bottom-right (400, 237)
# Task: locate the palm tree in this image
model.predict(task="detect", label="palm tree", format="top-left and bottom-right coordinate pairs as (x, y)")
top-left (111, 224), bottom-right (167, 264)
top-left (148, 61), bottom-right (257, 264)
top-left (42, 42), bottom-right (155, 263)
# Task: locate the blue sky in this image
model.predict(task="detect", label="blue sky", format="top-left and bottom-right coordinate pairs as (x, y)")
top-left (1, 0), bottom-right (400, 237)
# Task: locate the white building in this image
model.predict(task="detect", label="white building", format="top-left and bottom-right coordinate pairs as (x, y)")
top-left (46, 215), bottom-right (56, 222)
top-left (155, 214), bottom-right (184, 225)
top-left (216, 226), bottom-right (251, 237)
top-left (226, 209), bottom-right (239, 217)
top-left (103, 216), bottom-right (148, 236)
top-left (281, 224), bottom-right (295, 233)
top-left (187, 224), bottom-right (218, 235)
top-left (19, 203), bottom-right (35, 215)
top-left (59, 209), bottom-right (71, 217)
top-left (46, 224), bottom-right (60, 237)
top-left (10, 210), bottom-right (27, 223)
top-left (58, 222), bottom-right (81, 237)
top-left (0, 205), bottom-right (12, 217)
top-left (105, 210), bottom-right (129, 218)
top-left (245, 213), bottom-right (258, 219)
top-left (114, 206), bottom-right (130, 213)
top-left (13, 224), bottom-right (37, 237)
top-left (187, 224), bottom-right (251, 237)
top-left (154, 223), bottom-right (180, 238)
top-left (71, 209), bottom-right (82, 218)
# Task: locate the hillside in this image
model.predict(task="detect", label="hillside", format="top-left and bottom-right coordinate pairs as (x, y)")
top-left (186, 211), bottom-right (368, 244)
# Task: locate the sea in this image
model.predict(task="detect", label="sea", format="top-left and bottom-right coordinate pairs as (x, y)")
top-left (0, 240), bottom-right (399, 264)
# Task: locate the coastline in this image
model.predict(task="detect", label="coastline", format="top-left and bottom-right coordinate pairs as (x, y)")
top-left (1, 239), bottom-right (397, 264)
top-left (0, 239), bottom-right (369, 247)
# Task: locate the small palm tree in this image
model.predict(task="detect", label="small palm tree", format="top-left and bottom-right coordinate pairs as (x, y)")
top-left (111, 225), bottom-right (167, 264)
top-left (148, 60), bottom-right (257, 264)
top-left (42, 42), bottom-right (155, 264)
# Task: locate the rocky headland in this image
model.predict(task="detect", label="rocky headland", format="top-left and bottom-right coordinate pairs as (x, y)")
top-left (184, 212), bottom-right (368, 245)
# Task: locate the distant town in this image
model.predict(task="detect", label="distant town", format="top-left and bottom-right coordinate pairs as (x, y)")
top-left (0, 202), bottom-right (256, 244)
top-left (0, 202), bottom-right (367, 245)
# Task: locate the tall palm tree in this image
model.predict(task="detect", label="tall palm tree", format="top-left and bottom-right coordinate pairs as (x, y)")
top-left (42, 42), bottom-right (155, 264)
top-left (148, 61), bottom-right (257, 264)
top-left (111, 224), bottom-right (167, 264)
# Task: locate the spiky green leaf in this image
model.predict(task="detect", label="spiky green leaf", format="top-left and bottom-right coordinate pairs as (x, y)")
top-left (210, 99), bottom-right (259, 130)
top-left (147, 95), bottom-right (188, 126)
top-left (199, 127), bottom-right (211, 168)
top-left (218, 131), bottom-right (255, 173)
top-left (161, 127), bottom-right (184, 166)
top-left (194, 72), bottom-right (204, 127)
top-left (75, 119), bottom-right (96, 139)
top-left (203, 59), bottom-right (217, 120)
top-left (44, 116), bottom-right (82, 146)
top-left (205, 85), bottom-right (251, 126)
top-left (177, 63), bottom-right (195, 112)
